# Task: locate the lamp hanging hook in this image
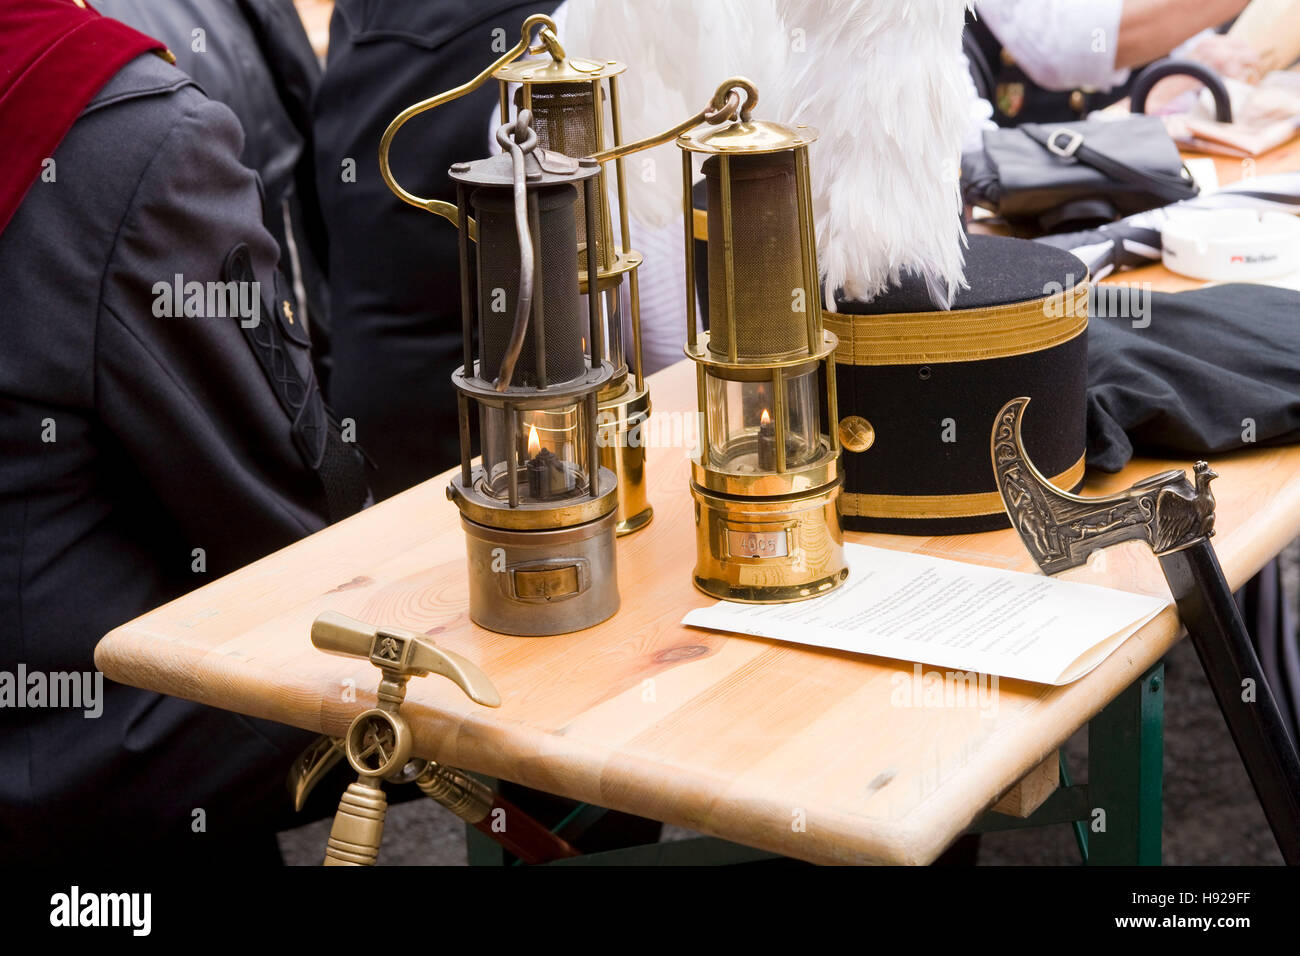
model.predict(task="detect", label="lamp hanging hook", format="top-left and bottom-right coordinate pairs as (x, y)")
top-left (494, 110), bottom-right (539, 392)
top-left (708, 77), bottom-right (759, 124)
top-left (528, 24), bottom-right (567, 61)
top-left (495, 110), bottom-right (540, 157)
top-left (704, 90), bottom-right (742, 125)
top-left (588, 75), bottom-right (762, 163)
top-left (378, 12), bottom-right (557, 232)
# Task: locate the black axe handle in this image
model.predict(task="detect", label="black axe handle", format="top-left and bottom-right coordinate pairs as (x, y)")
top-left (1160, 543), bottom-right (1300, 863)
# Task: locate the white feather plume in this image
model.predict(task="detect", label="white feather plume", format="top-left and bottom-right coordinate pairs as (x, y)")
top-left (556, 0), bottom-right (971, 308)
top-left (555, 0), bottom-right (787, 232)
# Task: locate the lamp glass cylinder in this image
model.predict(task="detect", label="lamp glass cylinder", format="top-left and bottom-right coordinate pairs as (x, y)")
top-left (703, 368), bottom-right (821, 474)
top-left (478, 403), bottom-right (590, 503)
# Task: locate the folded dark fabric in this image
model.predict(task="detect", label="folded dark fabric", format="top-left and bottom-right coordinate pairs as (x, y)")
top-left (1088, 283), bottom-right (1300, 472)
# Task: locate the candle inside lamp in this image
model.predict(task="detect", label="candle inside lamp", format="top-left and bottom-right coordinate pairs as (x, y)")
top-left (757, 408), bottom-right (776, 471)
top-left (526, 423), bottom-right (568, 500)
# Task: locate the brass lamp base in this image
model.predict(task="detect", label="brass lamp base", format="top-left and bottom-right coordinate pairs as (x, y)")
top-left (690, 478), bottom-right (848, 603)
top-left (598, 384), bottom-right (653, 536)
top-left (459, 508), bottom-right (620, 635)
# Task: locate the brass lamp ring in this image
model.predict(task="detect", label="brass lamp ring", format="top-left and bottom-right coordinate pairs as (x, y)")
top-left (690, 446), bottom-right (840, 497)
top-left (344, 709), bottom-right (414, 780)
top-left (578, 248), bottom-right (644, 293)
top-left (685, 329), bottom-right (839, 370)
top-left (528, 23), bottom-right (566, 60)
top-left (449, 468), bottom-right (620, 530)
top-left (708, 77), bottom-right (759, 123)
top-left (521, 13), bottom-right (560, 47)
top-left (706, 90), bottom-right (742, 125)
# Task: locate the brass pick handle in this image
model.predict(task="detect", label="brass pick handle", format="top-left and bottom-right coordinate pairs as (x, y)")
top-left (323, 781), bottom-right (389, 867)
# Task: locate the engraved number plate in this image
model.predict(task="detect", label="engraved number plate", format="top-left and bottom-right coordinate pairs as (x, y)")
top-left (726, 529), bottom-right (789, 559)
top-left (512, 564), bottom-right (581, 599)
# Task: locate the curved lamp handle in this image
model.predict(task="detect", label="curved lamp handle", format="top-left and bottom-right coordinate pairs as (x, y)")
top-left (377, 13), bottom-right (559, 236)
top-left (589, 76), bottom-right (758, 163)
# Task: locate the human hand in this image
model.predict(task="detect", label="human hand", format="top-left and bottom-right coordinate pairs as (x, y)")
top-left (1188, 33), bottom-right (1261, 83)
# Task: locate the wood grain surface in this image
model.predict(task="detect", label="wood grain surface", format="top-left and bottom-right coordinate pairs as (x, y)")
top-left (96, 138), bottom-right (1300, 864)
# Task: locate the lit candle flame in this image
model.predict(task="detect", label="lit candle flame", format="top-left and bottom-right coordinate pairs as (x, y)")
top-left (527, 423), bottom-right (541, 457)
top-left (760, 408), bottom-right (771, 426)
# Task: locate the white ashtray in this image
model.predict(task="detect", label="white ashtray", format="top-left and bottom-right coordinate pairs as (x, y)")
top-left (1161, 209), bottom-right (1300, 281)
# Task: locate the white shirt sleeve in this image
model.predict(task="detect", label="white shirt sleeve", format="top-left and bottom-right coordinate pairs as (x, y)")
top-left (975, 0), bottom-right (1130, 92)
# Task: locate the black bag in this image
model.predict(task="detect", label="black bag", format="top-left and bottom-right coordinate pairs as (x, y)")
top-left (962, 116), bottom-right (1199, 232)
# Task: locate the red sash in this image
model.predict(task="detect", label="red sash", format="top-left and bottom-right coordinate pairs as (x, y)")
top-left (0, 0), bottom-right (165, 234)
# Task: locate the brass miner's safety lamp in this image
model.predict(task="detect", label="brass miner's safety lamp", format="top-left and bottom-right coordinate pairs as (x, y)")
top-left (379, 14), bottom-right (651, 535)
top-left (678, 87), bottom-right (848, 603)
top-left (444, 111), bottom-right (620, 635)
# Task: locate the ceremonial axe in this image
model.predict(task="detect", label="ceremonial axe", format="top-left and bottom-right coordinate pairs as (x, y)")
top-left (992, 397), bottom-right (1300, 864)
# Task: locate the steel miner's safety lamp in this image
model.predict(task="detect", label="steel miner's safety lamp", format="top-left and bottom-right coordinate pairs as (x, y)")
top-left (679, 91), bottom-right (848, 603)
top-left (494, 27), bottom-right (652, 535)
top-left (378, 14), bottom-right (650, 536)
top-left (444, 111), bottom-right (620, 636)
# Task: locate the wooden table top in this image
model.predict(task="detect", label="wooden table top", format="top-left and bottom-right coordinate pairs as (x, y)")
top-left (94, 364), bottom-right (1300, 865)
top-left (96, 138), bottom-right (1300, 865)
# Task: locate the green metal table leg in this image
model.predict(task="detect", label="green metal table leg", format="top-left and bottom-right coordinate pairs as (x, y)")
top-left (1086, 662), bottom-right (1165, 865)
top-left (465, 820), bottom-right (509, 866)
top-left (1059, 750), bottom-right (1089, 862)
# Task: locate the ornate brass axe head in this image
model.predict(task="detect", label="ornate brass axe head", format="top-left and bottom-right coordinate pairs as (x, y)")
top-left (311, 610), bottom-right (500, 706)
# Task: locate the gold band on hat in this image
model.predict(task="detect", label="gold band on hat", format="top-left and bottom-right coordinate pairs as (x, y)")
top-left (841, 453), bottom-right (1086, 521)
top-left (825, 279), bottom-right (1089, 366)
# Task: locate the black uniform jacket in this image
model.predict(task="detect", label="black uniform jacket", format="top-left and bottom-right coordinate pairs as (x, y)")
top-left (0, 52), bottom-right (339, 862)
top-left (97, 0), bottom-right (333, 387)
top-left (314, 0), bottom-right (556, 499)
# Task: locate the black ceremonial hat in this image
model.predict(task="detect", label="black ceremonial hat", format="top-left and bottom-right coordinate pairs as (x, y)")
top-left (828, 234), bottom-right (1089, 535)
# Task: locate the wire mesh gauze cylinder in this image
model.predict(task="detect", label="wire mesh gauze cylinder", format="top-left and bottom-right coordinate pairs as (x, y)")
top-left (473, 184), bottom-right (585, 387)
